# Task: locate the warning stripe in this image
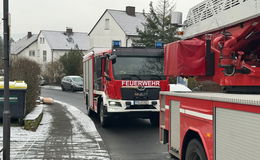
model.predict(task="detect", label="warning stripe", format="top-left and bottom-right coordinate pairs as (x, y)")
top-left (180, 108), bottom-right (213, 120)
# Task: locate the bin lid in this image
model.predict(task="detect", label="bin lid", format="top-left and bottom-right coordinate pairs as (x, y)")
top-left (0, 81), bottom-right (27, 89)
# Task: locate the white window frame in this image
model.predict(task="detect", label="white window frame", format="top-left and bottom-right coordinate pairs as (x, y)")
top-left (105, 19), bottom-right (110, 30)
top-left (43, 50), bottom-right (47, 62)
top-left (40, 37), bottom-right (45, 44)
top-left (29, 50), bottom-right (35, 57)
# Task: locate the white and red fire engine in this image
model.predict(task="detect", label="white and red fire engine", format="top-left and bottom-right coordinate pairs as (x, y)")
top-left (83, 47), bottom-right (169, 127)
top-left (160, 0), bottom-right (260, 159)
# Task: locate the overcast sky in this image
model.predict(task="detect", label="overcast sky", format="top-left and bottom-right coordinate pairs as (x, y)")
top-left (0, 0), bottom-right (204, 40)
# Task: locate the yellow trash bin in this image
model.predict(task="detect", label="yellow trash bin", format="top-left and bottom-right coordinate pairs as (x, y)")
top-left (0, 81), bottom-right (27, 124)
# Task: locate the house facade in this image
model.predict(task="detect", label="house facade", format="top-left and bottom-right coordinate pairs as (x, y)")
top-left (11, 32), bottom-right (39, 62)
top-left (11, 29), bottom-right (90, 70)
top-left (89, 6), bottom-right (145, 53)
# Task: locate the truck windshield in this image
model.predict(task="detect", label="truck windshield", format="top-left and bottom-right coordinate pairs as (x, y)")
top-left (113, 56), bottom-right (166, 80)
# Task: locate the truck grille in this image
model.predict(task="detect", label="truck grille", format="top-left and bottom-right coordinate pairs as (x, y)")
top-left (121, 87), bottom-right (160, 100)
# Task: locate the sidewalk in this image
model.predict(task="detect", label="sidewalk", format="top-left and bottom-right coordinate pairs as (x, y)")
top-left (0, 101), bottom-right (110, 160)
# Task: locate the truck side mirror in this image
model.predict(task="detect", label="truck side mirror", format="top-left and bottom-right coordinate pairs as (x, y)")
top-left (108, 54), bottom-right (117, 60)
top-left (104, 75), bottom-right (111, 81)
top-left (107, 54), bottom-right (117, 64)
top-left (112, 59), bottom-right (116, 64)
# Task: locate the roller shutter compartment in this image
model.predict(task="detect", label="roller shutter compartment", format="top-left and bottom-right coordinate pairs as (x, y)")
top-left (215, 108), bottom-right (260, 160)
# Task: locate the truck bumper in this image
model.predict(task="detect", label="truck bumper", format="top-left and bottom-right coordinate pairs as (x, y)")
top-left (105, 99), bottom-right (160, 113)
top-left (105, 111), bottom-right (159, 119)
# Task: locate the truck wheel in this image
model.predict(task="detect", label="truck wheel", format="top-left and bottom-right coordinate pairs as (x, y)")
top-left (149, 114), bottom-right (159, 126)
top-left (99, 101), bottom-right (109, 127)
top-left (185, 139), bottom-right (207, 160)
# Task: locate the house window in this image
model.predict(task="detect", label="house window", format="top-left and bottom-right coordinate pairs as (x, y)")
top-left (43, 50), bottom-right (47, 62)
top-left (105, 19), bottom-right (110, 30)
top-left (29, 50), bottom-right (35, 57)
top-left (40, 37), bottom-right (45, 44)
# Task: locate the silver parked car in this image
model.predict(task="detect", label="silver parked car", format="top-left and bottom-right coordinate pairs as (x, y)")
top-left (61, 76), bottom-right (83, 91)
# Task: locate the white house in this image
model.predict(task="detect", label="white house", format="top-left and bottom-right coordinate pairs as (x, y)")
top-left (11, 32), bottom-right (38, 62)
top-left (11, 28), bottom-right (90, 69)
top-left (89, 6), bottom-right (146, 53)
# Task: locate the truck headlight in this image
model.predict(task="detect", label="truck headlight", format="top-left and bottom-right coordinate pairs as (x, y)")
top-left (109, 101), bottom-right (122, 107)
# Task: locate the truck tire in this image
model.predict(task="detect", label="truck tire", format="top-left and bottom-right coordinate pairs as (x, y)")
top-left (185, 139), bottom-right (207, 160)
top-left (149, 114), bottom-right (159, 126)
top-left (99, 101), bottom-right (109, 127)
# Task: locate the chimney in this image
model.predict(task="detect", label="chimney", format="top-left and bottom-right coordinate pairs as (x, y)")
top-left (27, 32), bottom-right (32, 39)
top-left (66, 27), bottom-right (73, 35)
top-left (126, 6), bottom-right (135, 16)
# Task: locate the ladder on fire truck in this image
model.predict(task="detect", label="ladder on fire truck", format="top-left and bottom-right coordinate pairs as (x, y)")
top-left (183, 0), bottom-right (260, 39)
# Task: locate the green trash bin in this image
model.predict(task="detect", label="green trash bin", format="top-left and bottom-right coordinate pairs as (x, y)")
top-left (0, 81), bottom-right (27, 123)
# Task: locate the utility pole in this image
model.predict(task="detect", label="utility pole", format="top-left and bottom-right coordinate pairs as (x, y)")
top-left (2, 0), bottom-right (11, 159)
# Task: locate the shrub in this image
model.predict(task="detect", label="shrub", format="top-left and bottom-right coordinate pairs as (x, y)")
top-left (59, 50), bottom-right (83, 76)
top-left (10, 58), bottom-right (41, 114)
top-left (188, 77), bottom-right (222, 92)
top-left (43, 61), bottom-right (64, 84)
top-left (188, 77), bottom-right (200, 89)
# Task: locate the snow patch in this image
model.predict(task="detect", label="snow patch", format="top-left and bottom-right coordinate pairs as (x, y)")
top-left (24, 104), bottom-right (43, 120)
top-left (41, 85), bottom-right (61, 90)
top-left (0, 101), bottom-right (110, 159)
top-left (0, 105), bottom-right (53, 159)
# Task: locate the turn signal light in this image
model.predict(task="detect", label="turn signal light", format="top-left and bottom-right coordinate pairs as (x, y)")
top-left (206, 133), bottom-right (212, 138)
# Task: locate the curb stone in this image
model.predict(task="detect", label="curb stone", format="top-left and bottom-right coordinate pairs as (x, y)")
top-left (24, 105), bottom-right (43, 131)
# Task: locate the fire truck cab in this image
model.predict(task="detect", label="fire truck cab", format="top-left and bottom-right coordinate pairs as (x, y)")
top-left (83, 47), bottom-right (169, 127)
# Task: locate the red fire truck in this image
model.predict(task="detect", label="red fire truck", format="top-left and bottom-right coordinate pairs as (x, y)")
top-left (83, 47), bottom-right (169, 127)
top-left (160, 0), bottom-right (260, 160)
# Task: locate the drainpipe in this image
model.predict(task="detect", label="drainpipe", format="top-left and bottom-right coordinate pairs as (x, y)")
top-left (126, 36), bottom-right (130, 47)
top-left (51, 50), bottom-right (53, 63)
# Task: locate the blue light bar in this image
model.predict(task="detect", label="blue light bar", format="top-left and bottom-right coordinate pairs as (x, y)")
top-left (112, 40), bottom-right (121, 48)
top-left (155, 41), bottom-right (163, 48)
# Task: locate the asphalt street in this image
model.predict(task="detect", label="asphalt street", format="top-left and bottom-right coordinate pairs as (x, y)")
top-left (41, 87), bottom-right (171, 160)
